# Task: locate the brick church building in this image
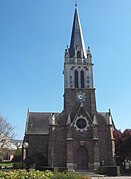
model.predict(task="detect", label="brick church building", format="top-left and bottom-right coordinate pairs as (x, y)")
top-left (23, 6), bottom-right (116, 171)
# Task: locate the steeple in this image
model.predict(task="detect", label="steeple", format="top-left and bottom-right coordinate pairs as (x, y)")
top-left (64, 6), bottom-right (94, 89)
top-left (69, 6), bottom-right (87, 58)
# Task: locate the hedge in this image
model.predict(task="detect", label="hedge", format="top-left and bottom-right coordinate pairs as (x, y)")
top-left (0, 169), bottom-right (91, 179)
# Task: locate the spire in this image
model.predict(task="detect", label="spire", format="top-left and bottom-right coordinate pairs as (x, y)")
top-left (69, 6), bottom-right (87, 58)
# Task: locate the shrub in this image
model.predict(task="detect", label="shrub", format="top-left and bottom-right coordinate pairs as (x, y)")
top-left (51, 172), bottom-right (91, 179)
top-left (98, 166), bottom-right (120, 176)
top-left (25, 152), bottom-right (47, 168)
top-left (12, 148), bottom-right (22, 163)
top-left (0, 157), bottom-right (2, 163)
top-left (0, 170), bottom-right (92, 179)
top-left (13, 162), bottom-right (22, 169)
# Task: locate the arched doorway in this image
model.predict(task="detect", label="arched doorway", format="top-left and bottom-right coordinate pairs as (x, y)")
top-left (76, 146), bottom-right (88, 170)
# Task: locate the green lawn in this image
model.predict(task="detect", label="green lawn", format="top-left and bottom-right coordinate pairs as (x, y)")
top-left (0, 161), bottom-right (13, 167)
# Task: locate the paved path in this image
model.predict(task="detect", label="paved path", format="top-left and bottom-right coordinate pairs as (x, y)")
top-left (77, 172), bottom-right (131, 179)
top-left (91, 177), bottom-right (131, 179)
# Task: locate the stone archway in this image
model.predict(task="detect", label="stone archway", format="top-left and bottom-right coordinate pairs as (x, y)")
top-left (76, 146), bottom-right (88, 170)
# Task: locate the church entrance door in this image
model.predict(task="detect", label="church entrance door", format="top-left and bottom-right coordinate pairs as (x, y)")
top-left (76, 146), bottom-right (88, 170)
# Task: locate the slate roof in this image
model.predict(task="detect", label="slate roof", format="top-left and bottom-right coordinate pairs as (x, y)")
top-left (96, 111), bottom-right (115, 128)
top-left (25, 112), bottom-right (60, 135)
top-left (69, 6), bottom-right (87, 58)
top-left (3, 141), bottom-right (17, 150)
top-left (0, 133), bottom-right (17, 151)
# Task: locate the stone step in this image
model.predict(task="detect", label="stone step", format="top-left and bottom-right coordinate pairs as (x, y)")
top-left (76, 171), bottom-right (104, 178)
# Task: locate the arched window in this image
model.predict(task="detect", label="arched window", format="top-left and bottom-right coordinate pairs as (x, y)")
top-left (74, 70), bottom-right (79, 88)
top-left (81, 70), bottom-right (85, 88)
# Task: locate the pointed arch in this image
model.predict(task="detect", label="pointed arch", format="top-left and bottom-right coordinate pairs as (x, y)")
top-left (81, 70), bottom-right (85, 88)
top-left (74, 70), bottom-right (79, 88)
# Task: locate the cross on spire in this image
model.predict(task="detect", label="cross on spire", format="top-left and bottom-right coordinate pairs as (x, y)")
top-left (75, 0), bottom-right (78, 7)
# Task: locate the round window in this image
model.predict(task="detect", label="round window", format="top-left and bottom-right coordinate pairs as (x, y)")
top-left (76, 118), bottom-right (87, 129)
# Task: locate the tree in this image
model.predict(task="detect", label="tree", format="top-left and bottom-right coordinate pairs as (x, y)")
top-left (0, 115), bottom-right (15, 160)
top-left (113, 129), bottom-right (131, 165)
top-left (12, 147), bottom-right (22, 163)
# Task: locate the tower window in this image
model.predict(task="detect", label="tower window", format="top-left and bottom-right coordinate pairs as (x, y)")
top-left (77, 50), bottom-right (81, 58)
top-left (74, 70), bottom-right (79, 88)
top-left (81, 70), bottom-right (85, 88)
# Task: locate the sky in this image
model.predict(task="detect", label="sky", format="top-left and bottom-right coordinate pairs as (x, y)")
top-left (0, 0), bottom-right (131, 140)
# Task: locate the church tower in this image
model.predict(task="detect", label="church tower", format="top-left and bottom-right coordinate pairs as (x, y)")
top-left (64, 6), bottom-right (96, 117)
top-left (63, 6), bottom-right (99, 171)
top-left (63, 6), bottom-right (115, 171)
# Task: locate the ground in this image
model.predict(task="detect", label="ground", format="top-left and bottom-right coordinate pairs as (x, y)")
top-left (91, 177), bottom-right (131, 179)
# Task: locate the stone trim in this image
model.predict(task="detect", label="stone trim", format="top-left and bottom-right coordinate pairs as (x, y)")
top-left (66, 138), bottom-right (73, 141)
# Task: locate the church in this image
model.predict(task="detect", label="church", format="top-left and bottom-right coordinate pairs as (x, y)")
top-left (23, 5), bottom-right (116, 171)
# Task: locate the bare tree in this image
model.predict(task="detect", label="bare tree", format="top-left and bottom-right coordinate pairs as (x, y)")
top-left (0, 115), bottom-right (15, 159)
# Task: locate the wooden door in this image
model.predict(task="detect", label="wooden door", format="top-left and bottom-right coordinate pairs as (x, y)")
top-left (76, 146), bottom-right (88, 169)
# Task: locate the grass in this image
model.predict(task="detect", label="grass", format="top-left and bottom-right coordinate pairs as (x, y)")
top-left (0, 161), bottom-right (13, 167)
